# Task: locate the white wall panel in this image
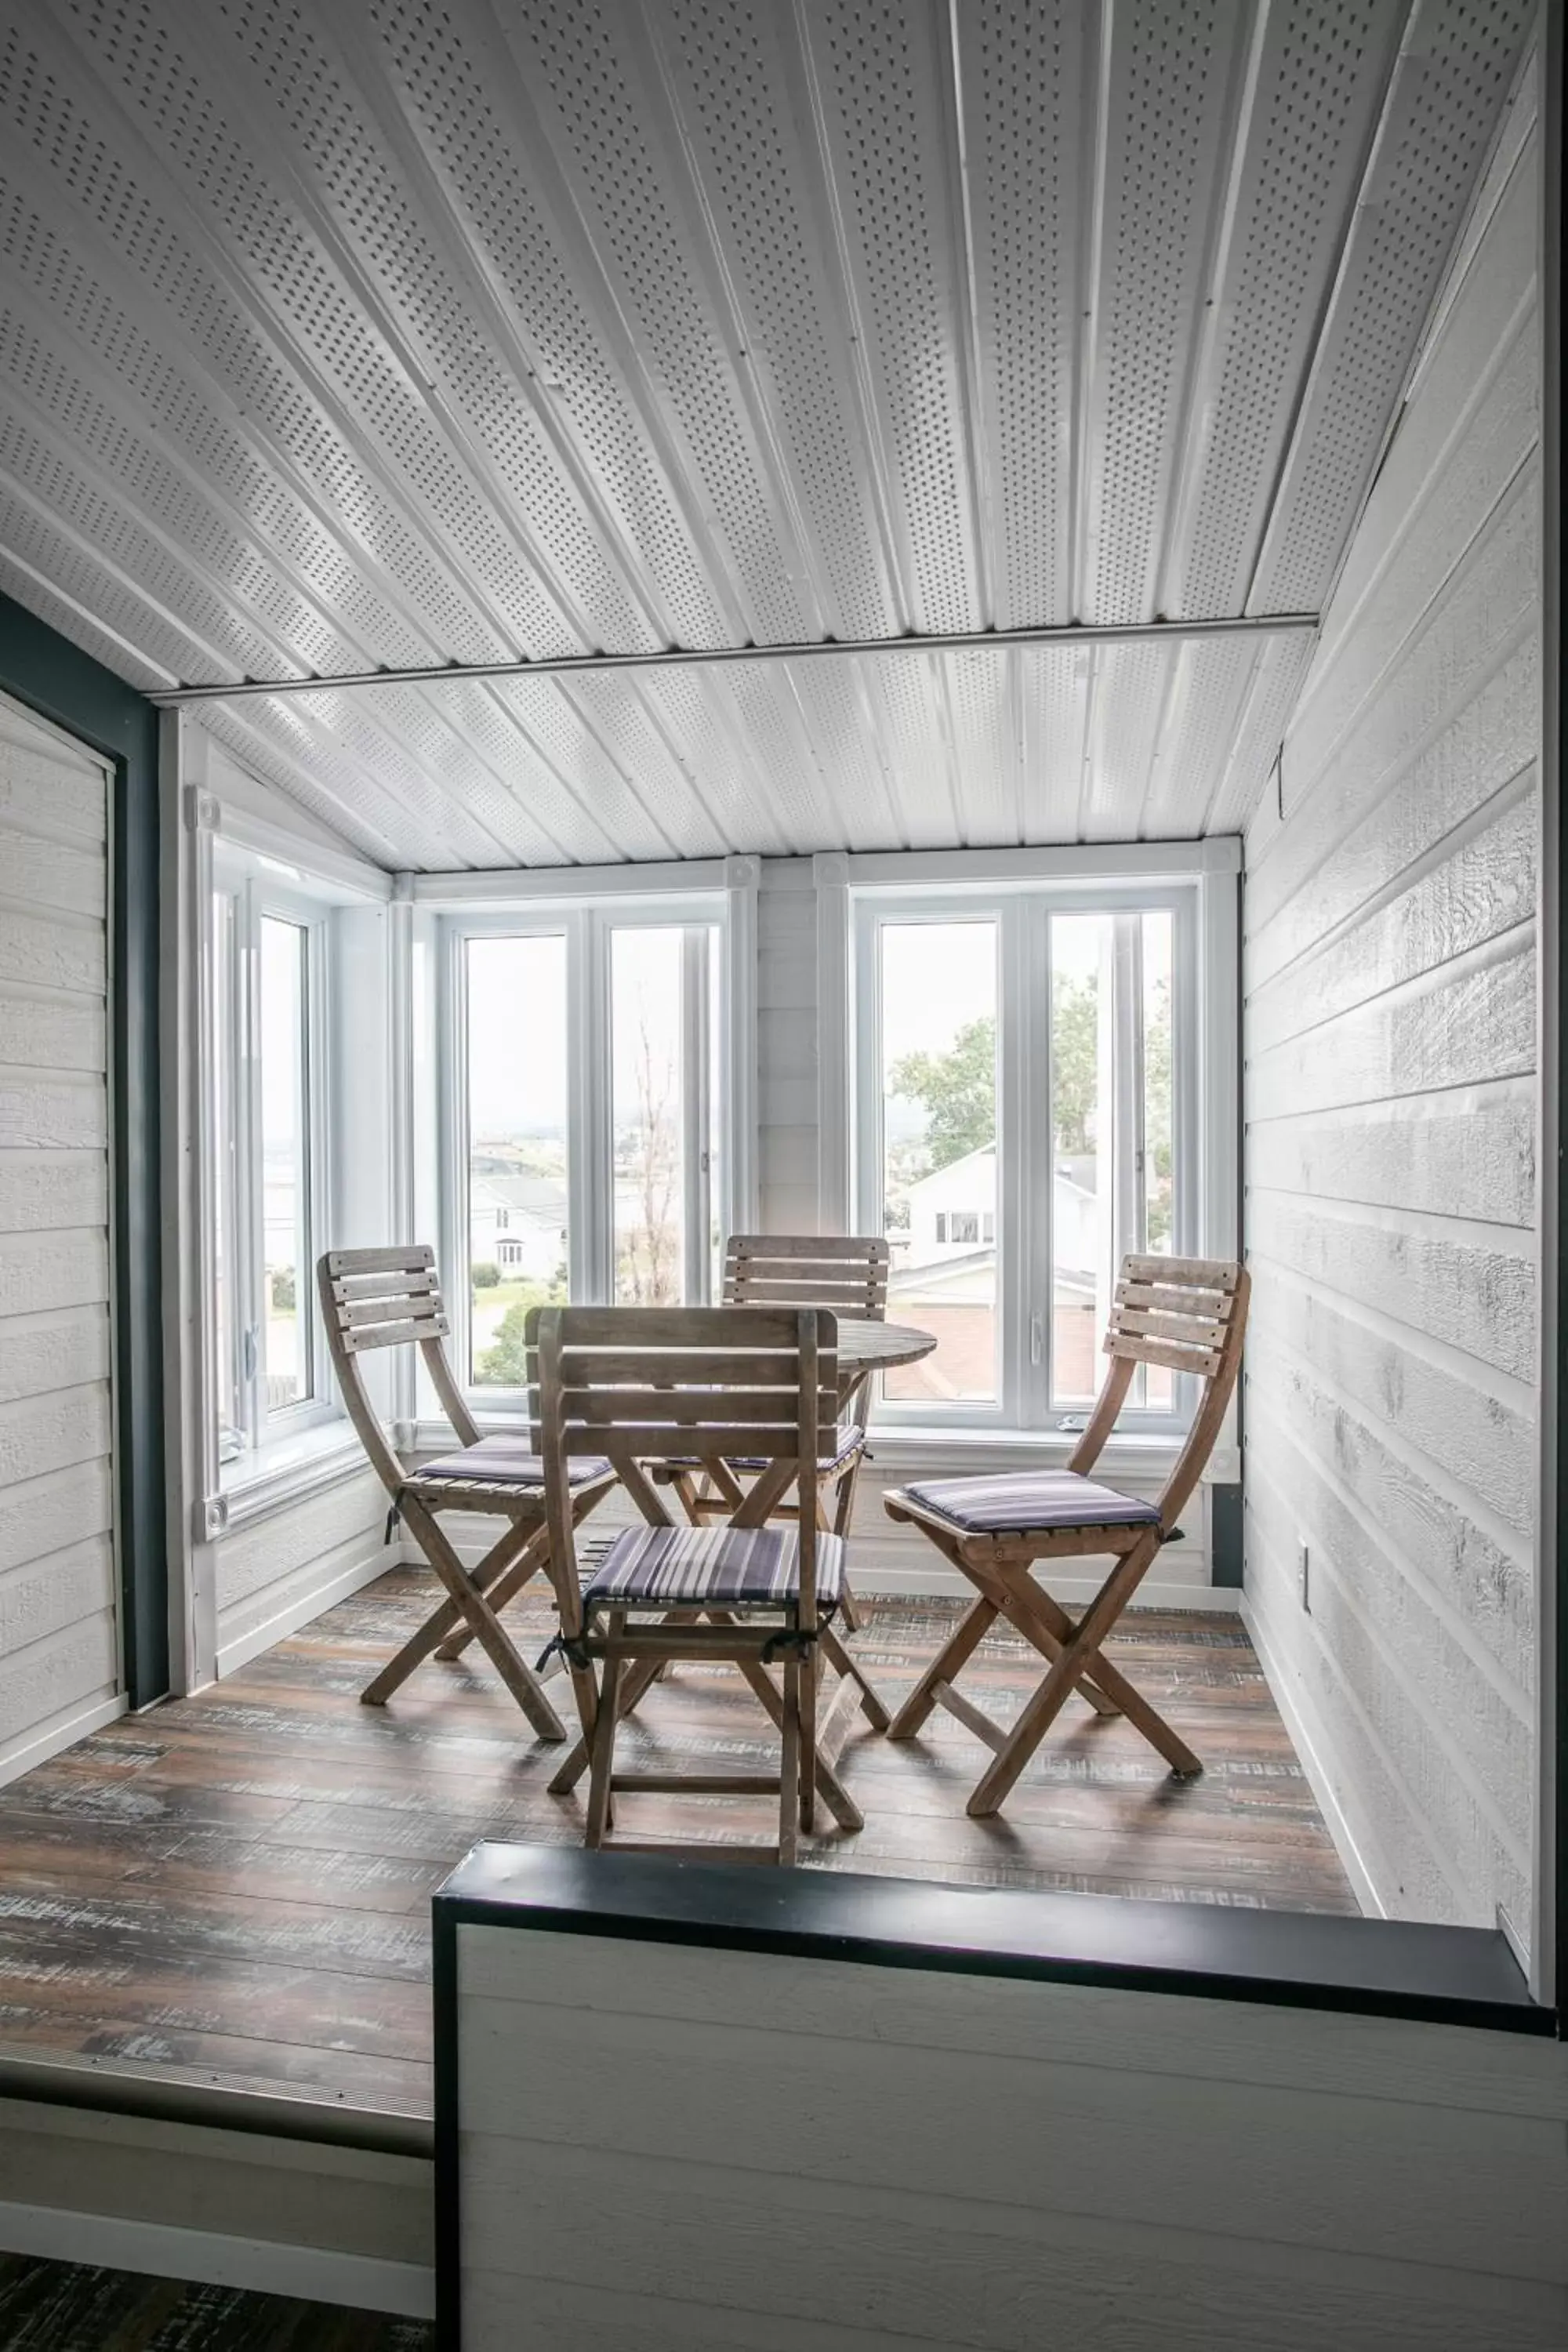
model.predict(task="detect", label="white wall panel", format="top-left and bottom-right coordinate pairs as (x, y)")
top-left (0, 688), bottom-right (121, 1782)
top-left (1242, 71), bottom-right (1541, 1938)
top-left (452, 1926), bottom-right (1568, 2350)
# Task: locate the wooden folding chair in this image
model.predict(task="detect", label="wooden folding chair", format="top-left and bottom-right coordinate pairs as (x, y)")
top-left (318, 1246), bottom-right (615, 1740)
top-left (532, 1305), bottom-right (873, 1864)
top-left (657, 1234), bottom-right (890, 1632)
top-left (883, 1255), bottom-right (1250, 1815)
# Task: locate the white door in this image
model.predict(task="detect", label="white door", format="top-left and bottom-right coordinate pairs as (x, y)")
top-left (0, 688), bottom-right (121, 1780)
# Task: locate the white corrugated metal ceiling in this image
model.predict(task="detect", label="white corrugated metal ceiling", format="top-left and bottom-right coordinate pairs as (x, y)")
top-left (0, 0), bottom-right (1534, 867)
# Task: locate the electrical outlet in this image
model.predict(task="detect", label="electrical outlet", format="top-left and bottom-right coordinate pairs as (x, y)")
top-left (1298, 1541), bottom-right (1311, 1611)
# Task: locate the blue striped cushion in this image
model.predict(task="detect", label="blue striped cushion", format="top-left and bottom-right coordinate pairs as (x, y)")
top-left (585, 1524), bottom-right (845, 1610)
top-left (904, 1470), bottom-right (1161, 1535)
top-left (410, 1436), bottom-right (611, 1488)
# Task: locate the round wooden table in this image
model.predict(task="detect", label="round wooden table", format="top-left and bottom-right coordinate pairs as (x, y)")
top-left (833, 1316), bottom-right (938, 1406)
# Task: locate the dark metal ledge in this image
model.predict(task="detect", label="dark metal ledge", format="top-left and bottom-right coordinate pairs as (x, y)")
top-left (435, 1842), bottom-right (1548, 2035)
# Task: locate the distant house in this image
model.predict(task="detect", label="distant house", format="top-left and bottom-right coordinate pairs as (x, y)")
top-left (469, 1171), bottom-right (568, 1285)
top-left (886, 1144), bottom-right (1104, 1401)
top-left (896, 1143), bottom-right (1101, 1289)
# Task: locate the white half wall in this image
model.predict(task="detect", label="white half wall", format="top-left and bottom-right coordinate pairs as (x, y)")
top-left (0, 689), bottom-right (123, 1784)
top-left (452, 1922), bottom-right (1568, 2351)
top-left (1241, 60), bottom-right (1541, 1935)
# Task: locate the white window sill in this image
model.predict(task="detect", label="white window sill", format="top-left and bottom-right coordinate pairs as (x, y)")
top-left (212, 1416), bottom-right (368, 1534)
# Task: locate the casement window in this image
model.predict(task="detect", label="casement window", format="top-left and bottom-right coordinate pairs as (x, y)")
top-left (210, 870), bottom-right (332, 1463)
top-left (851, 858), bottom-right (1233, 1436)
top-left (442, 898), bottom-right (731, 1392)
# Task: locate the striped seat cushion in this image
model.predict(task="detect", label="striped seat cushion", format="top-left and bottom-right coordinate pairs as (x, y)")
top-left (904, 1469), bottom-right (1162, 1535)
top-left (408, 1436), bottom-right (611, 1489)
top-left (584, 1524), bottom-right (845, 1611)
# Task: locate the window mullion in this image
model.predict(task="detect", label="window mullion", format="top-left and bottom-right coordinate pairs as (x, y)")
top-left (568, 910), bottom-right (608, 1302)
top-left (681, 927), bottom-right (711, 1303)
top-left (1110, 912), bottom-right (1146, 1403)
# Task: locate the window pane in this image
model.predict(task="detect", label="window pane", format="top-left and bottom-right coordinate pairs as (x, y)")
top-left (1049, 912), bottom-right (1111, 1406)
top-left (466, 935), bottom-right (569, 1385)
top-left (1142, 909), bottom-right (1176, 1410)
top-left (612, 927), bottom-right (686, 1305)
top-left (880, 920), bottom-right (998, 1403)
top-left (259, 915), bottom-right (310, 1411)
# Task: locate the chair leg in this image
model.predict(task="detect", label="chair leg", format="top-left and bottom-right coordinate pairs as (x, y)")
top-left (797, 1643), bottom-right (818, 1835)
top-left (827, 1454), bottom-right (864, 1632)
top-left (361, 1517), bottom-right (539, 1708)
top-left (779, 1656), bottom-right (801, 1867)
top-left (818, 1621), bottom-right (890, 1732)
top-left (968, 1535), bottom-right (1180, 1815)
top-left (584, 1638), bottom-right (622, 1847)
top-left (431, 1521), bottom-right (551, 1661)
top-left (998, 1571), bottom-right (1199, 1771)
top-left (397, 1498), bottom-right (568, 1742)
top-left (887, 1595), bottom-right (998, 1738)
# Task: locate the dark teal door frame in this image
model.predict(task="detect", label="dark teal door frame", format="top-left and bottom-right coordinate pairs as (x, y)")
top-left (0, 592), bottom-right (168, 1705)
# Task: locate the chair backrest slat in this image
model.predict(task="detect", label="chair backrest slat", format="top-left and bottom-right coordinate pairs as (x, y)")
top-left (318, 1245), bottom-right (479, 1494)
top-left (1069, 1252), bottom-right (1250, 1532)
top-left (724, 1233), bottom-right (889, 1320)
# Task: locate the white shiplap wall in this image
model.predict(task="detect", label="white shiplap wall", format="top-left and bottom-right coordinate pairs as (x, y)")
top-left (453, 1925), bottom-right (1568, 2350)
top-left (0, 689), bottom-right (122, 1778)
top-left (1241, 67), bottom-right (1540, 1933)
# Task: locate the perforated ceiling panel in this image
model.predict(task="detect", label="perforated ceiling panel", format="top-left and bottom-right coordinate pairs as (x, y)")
top-left (0, 0), bottom-right (1536, 859)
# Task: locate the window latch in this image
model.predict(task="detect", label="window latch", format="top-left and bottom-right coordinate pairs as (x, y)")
top-left (1029, 1312), bottom-right (1044, 1367)
top-left (242, 1326), bottom-right (259, 1382)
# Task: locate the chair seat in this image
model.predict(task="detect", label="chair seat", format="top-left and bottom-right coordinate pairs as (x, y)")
top-left (407, 1436), bottom-right (612, 1490)
top-left (585, 1523), bottom-right (845, 1611)
top-left (903, 1469), bottom-right (1162, 1536)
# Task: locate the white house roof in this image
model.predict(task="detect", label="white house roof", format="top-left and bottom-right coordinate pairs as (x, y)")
top-left (0, 2), bottom-right (1532, 865)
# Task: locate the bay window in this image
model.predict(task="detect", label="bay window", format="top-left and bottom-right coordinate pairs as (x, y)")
top-left (851, 852), bottom-right (1232, 1436)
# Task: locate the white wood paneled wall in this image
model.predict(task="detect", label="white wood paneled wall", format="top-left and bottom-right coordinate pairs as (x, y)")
top-left (0, 689), bottom-right (122, 1780)
top-left (1242, 63), bottom-right (1541, 1934)
top-left (212, 1472), bottom-right (390, 1682)
top-left (453, 1925), bottom-right (1568, 2350)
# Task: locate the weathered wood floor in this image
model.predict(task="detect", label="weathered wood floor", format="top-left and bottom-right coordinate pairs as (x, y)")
top-left (0, 1573), bottom-right (1353, 2120)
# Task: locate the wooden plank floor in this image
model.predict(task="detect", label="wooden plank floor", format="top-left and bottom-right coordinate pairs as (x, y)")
top-left (0, 1572), bottom-right (1354, 2122)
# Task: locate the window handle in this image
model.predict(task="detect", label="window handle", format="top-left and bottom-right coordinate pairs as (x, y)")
top-left (1030, 1312), bottom-right (1044, 1367)
top-left (242, 1326), bottom-right (258, 1381)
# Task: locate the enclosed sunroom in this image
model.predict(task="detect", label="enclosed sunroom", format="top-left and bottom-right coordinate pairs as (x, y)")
top-left (0, 2), bottom-right (1563, 2345)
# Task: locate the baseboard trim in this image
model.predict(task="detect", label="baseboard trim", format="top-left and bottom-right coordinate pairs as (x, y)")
top-left (216, 1548), bottom-right (393, 1679)
top-left (0, 2200), bottom-right (434, 2318)
top-left (0, 1695), bottom-right (128, 1791)
top-left (1240, 1594), bottom-right (1385, 1918)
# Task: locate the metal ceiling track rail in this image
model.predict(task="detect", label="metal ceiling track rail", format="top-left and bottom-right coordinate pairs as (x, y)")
top-left (149, 612), bottom-right (1319, 704)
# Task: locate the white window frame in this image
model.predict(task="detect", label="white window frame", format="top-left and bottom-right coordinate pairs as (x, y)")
top-left (837, 842), bottom-right (1239, 1444)
top-left (212, 867), bottom-right (336, 1457)
top-left (428, 862), bottom-right (756, 1406)
top-left (183, 776), bottom-right (394, 1559)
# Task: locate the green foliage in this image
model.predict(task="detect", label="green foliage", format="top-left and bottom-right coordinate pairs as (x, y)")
top-left (270, 1267), bottom-right (296, 1313)
top-left (888, 1015), bottom-right (996, 1171)
top-left (475, 1282), bottom-right (566, 1385)
top-left (471, 1260), bottom-right (501, 1289)
top-left (1050, 975), bottom-right (1098, 1156)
